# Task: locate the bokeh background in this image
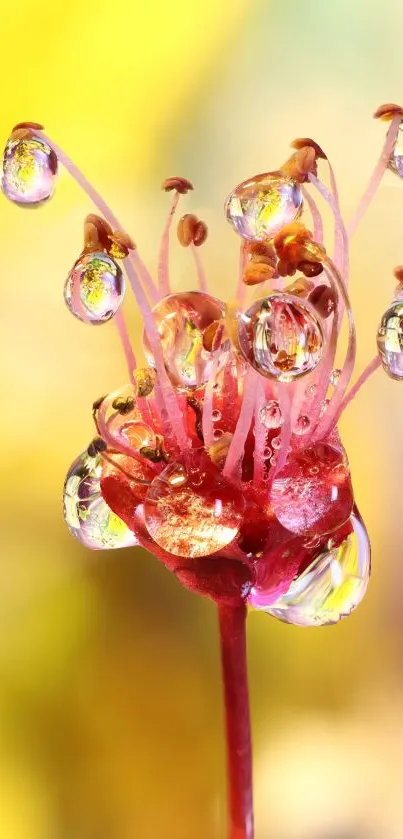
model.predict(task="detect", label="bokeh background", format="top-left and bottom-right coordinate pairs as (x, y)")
top-left (1, 1), bottom-right (403, 837)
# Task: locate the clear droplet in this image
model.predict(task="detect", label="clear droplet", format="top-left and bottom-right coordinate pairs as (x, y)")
top-left (330, 368), bottom-right (341, 386)
top-left (213, 428), bottom-right (224, 440)
top-left (238, 293), bottom-right (324, 382)
top-left (263, 446), bottom-right (272, 458)
top-left (259, 400), bottom-right (283, 429)
top-left (320, 398), bottom-right (330, 417)
top-left (63, 450), bottom-right (137, 550)
top-left (224, 172), bottom-right (303, 242)
top-left (255, 509), bottom-right (371, 626)
top-left (270, 443), bottom-right (354, 536)
top-left (377, 299), bottom-right (403, 379)
top-left (271, 435), bottom-right (281, 450)
top-left (388, 121), bottom-right (403, 178)
top-left (305, 383), bottom-right (317, 399)
top-left (212, 409), bottom-right (222, 422)
top-left (64, 251), bottom-right (125, 324)
top-left (2, 131), bottom-right (58, 206)
top-left (144, 457), bottom-right (244, 557)
top-left (143, 291), bottom-right (228, 390)
top-left (294, 414), bottom-right (310, 436)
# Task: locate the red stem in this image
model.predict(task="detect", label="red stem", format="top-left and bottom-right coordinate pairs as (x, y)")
top-left (218, 602), bottom-right (254, 839)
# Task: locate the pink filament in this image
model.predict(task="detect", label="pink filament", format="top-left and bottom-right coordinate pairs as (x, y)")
top-left (236, 242), bottom-right (247, 305)
top-left (338, 355), bottom-right (381, 420)
top-left (252, 380), bottom-right (267, 488)
top-left (313, 254), bottom-right (356, 441)
top-left (269, 385), bottom-right (291, 481)
top-left (158, 192), bottom-right (180, 296)
top-left (129, 251), bottom-right (159, 304)
top-left (202, 355), bottom-right (221, 447)
top-left (114, 309), bottom-right (137, 381)
top-left (42, 132), bottom-right (188, 449)
top-left (223, 369), bottom-right (257, 480)
top-left (190, 243), bottom-right (208, 292)
top-left (347, 116), bottom-right (401, 237)
top-left (301, 186), bottom-right (323, 243)
top-left (308, 173), bottom-right (348, 280)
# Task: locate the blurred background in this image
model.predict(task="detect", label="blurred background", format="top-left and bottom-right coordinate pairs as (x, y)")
top-left (1, 0), bottom-right (403, 836)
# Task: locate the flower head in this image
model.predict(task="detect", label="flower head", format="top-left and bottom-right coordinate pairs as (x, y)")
top-left (4, 111), bottom-right (403, 626)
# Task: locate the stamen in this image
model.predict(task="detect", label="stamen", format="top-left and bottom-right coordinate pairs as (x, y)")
top-left (347, 115), bottom-right (401, 237)
top-left (252, 380), bottom-right (267, 488)
top-left (223, 369), bottom-right (258, 480)
top-left (190, 242), bottom-right (208, 291)
top-left (301, 186), bottom-right (323, 243)
top-left (158, 191), bottom-right (180, 296)
top-left (337, 356), bottom-right (381, 419)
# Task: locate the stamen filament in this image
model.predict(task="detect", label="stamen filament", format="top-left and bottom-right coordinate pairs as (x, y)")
top-left (158, 191), bottom-right (180, 295)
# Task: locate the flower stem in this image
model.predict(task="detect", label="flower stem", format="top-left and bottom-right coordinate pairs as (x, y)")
top-left (218, 602), bottom-right (254, 839)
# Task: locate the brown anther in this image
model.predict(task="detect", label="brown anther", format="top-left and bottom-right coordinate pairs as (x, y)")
top-left (193, 219), bottom-right (208, 247)
top-left (92, 394), bottom-right (106, 412)
top-left (187, 397), bottom-right (204, 443)
top-left (374, 103), bottom-right (403, 122)
top-left (274, 224), bottom-right (321, 274)
top-left (393, 266), bottom-right (403, 284)
top-left (108, 230), bottom-right (136, 260)
top-left (84, 214), bottom-right (114, 253)
top-left (245, 241), bottom-right (277, 260)
top-left (140, 436), bottom-right (170, 464)
top-left (298, 259), bottom-right (323, 278)
top-left (202, 320), bottom-right (221, 352)
top-left (290, 137), bottom-right (327, 160)
top-left (87, 437), bottom-right (107, 457)
top-left (162, 176), bottom-right (194, 194)
top-left (243, 261), bottom-right (276, 286)
top-left (12, 121), bottom-right (45, 132)
top-left (112, 396), bottom-right (135, 415)
top-left (277, 259), bottom-right (296, 278)
top-left (133, 367), bottom-right (156, 398)
top-left (284, 277), bottom-right (315, 297)
top-left (177, 213), bottom-right (198, 247)
top-left (308, 284), bottom-right (336, 318)
top-left (280, 147), bottom-right (318, 183)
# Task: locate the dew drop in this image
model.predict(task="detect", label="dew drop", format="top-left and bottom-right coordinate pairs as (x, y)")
top-left (388, 121), bottom-right (403, 179)
top-left (271, 435), bottom-right (281, 450)
top-left (212, 409), bottom-right (222, 422)
top-left (238, 293), bottom-right (324, 382)
top-left (330, 368), bottom-right (341, 386)
top-left (64, 251), bottom-right (125, 324)
top-left (224, 172), bottom-right (303, 242)
top-left (259, 400), bottom-right (283, 429)
top-left (2, 130), bottom-right (58, 206)
top-left (63, 451), bottom-right (137, 550)
top-left (377, 299), bottom-right (403, 379)
top-left (144, 458), bottom-right (244, 557)
top-left (294, 414), bottom-right (310, 436)
top-left (143, 291), bottom-right (228, 390)
top-left (252, 509), bottom-right (371, 626)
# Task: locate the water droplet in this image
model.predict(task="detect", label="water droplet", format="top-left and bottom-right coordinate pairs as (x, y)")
top-left (64, 251), bottom-right (125, 324)
top-left (270, 442), bottom-right (354, 536)
top-left (213, 427), bottom-right (224, 440)
top-left (63, 451), bottom-right (137, 549)
top-left (330, 368), bottom-right (341, 386)
top-left (144, 457), bottom-right (244, 557)
top-left (263, 446), bottom-right (272, 458)
top-left (305, 383), bottom-right (317, 399)
top-left (377, 299), bottom-right (403, 379)
top-left (253, 509), bottom-right (370, 626)
top-left (238, 293), bottom-right (324, 382)
top-left (294, 414), bottom-right (310, 436)
top-left (271, 435), bottom-right (281, 450)
top-left (259, 400), bottom-right (283, 429)
top-left (143, 291), bottom-right (228, 390)
top-left (224, 172), bottom-right (303, 242)
top-left (388, 121), bottom-right (403, 178)
top-left (212, 408), bottom-right (222, 422)
top-left (2, 130), bottom-right (58, 205)
top-left (320, 398), bottom-right (330, 417)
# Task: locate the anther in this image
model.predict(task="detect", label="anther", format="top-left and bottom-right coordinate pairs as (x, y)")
top-left (162, 176), bottom-right (194, 194)
top-left (112, 396), bottom-right (135, 414)
top-left (374, 103), bottom-right (403, 122)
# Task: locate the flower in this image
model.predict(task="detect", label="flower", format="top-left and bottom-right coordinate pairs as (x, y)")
top-left (3, 107), bottom-right (402, 628)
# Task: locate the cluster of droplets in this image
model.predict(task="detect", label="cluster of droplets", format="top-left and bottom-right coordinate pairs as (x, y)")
top-left (4, 108), bottom-right (403, 626)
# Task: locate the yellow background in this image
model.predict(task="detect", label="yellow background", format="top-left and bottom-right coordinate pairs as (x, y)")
top-left (1, 1), bottom-right (403, 837)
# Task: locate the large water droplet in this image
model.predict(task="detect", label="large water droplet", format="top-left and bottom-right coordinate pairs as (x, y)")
top-left (377, 299), bottom-right (403, 379)
top-left (63, 450), bottom-right (137, 549)
top-left (252, 509), bottom-right (370, 626)
top-left (388, 121), bottom-right (403, 178)
top-left (225, 172), bottom-right (303, 241)
top-left (143, 457), bottom-right (244, 557)
top-left (238, 293), bottom-right (324, 382)
top-left (2, 131), bottom-right (58, 205)
top-left (64, 251), bottom-right (125, 324)
top-left (143, 291), bottom-right (228, 390)
top-left (270, 442), bottom-right (354, 536)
